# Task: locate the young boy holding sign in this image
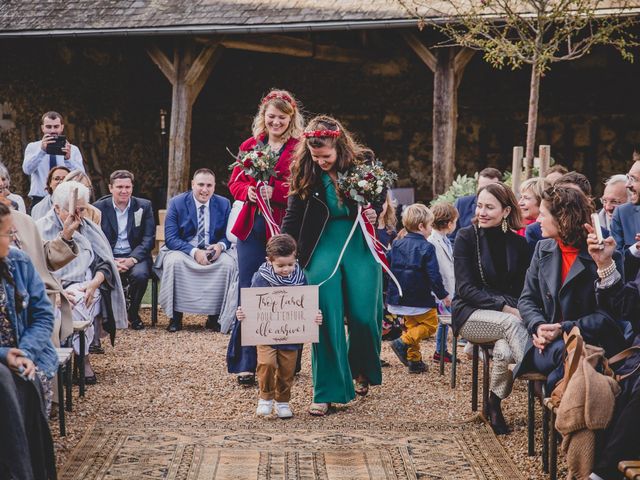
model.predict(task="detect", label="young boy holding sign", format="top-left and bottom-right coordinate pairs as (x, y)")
top-left (236, 234), bottom-right (322, 419)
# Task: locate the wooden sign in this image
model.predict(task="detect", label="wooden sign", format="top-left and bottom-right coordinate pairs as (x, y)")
top-left (240, 285), bottom-right (319, 346)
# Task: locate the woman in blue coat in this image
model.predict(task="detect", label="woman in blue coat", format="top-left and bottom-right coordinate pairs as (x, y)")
top-left (0, 202), bottom-right (57, 479)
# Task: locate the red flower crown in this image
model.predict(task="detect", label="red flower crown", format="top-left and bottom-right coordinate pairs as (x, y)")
top-left (303, 129), bottom-right (341, 138)
top-left (261, 92), bottom-right (296, 108)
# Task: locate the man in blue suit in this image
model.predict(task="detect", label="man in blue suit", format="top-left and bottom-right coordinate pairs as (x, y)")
top-left (450, 167), bottom-right (501, 242)
top-left (155, 168), bottom-right (237, 333)
top-left (94, 170), bottom-right (155, 330)
top-left (611, 157), bottom-right (640, 281)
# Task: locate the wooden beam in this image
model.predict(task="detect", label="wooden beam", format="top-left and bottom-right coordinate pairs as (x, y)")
top-left (184, 42), bottom-right (221, 86)
top-left (146, 44), bottom-right (176, 84)
top-left (191, 45), bottom-right (224, 99)
top-left (454, 48), bottom-right (475, 82)
top-left (402, 33), bottom-right (436, 73)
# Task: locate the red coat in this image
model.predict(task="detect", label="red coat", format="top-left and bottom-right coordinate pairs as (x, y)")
top-left (228, 135), bottom-right (298, 241)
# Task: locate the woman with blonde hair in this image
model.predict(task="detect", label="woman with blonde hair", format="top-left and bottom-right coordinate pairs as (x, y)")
top-left (227, 89), bottom-right (304, 385)
top-left (517, 177), bottom-right (548, 236)
top-left (282, 115), bottom-right (384, 416)
top-left (63, 170), bottom-right (102, 225)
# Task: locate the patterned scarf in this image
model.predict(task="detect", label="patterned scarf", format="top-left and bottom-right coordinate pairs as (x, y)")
top-left (258, 261), bottom-right (305, 286)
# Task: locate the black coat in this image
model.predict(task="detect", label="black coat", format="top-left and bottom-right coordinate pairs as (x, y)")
top-left (451, 225), bottom-right (531, 336)
top-left (93, 195), bottom-right (156, 261)
top-left (281, 178), bottom-right (383, 269)
top-left (513, 238), bottom-right (623, 378)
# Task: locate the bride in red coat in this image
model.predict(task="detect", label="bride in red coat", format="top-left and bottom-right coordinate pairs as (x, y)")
top-left (226, 89), bottom-right (305, 385)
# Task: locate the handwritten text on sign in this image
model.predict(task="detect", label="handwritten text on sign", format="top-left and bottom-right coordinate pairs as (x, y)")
top-left (240, 285), bottom-right (319, 346)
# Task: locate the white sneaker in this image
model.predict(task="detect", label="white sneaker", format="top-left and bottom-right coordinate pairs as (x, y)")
top-left (275, 402), bottom-right (293, 419)
top-left (256, 399), bottom-right (273, 417)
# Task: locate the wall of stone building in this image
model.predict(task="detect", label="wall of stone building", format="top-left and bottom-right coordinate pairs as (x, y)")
top-left (0, 33), bottom-right (638, 210)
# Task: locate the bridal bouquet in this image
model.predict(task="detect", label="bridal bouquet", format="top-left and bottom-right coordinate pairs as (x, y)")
top-left (336, 160), bottom-right (397, 207)
top-left (228, 144), bottom-right (278, 183)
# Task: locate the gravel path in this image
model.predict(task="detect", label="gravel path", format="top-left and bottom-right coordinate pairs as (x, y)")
top-left (51, 310), bottom-right (562, 478)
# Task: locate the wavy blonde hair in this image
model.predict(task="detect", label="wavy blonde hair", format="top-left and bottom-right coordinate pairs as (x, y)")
top-left (288, 115), bottom-right (371, 200)
top-left (251, 89), bottom-right (304, 142)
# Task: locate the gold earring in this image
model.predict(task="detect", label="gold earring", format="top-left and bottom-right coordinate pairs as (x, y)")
top-left (501, 217), bottom-right (508, 233)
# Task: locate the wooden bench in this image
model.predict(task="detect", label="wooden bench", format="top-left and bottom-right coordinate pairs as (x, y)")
top-left (437, 314), bottom-right (452, 377)
top-left (514, 370), bottom-right (548, 466)
top-left (72, 320), bottom-right (92, 397)
top-left (55, 347), bottom-right (73, 436)
top-left (469, 342), bottom-right (494, 419)
top-left (543, 397), bottom-right (561, 480)
top-left (619, 461), bottom-right (640, 479)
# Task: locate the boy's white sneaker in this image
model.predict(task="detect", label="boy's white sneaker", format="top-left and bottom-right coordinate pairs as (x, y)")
top-left (256, 399), bottom-right (273, 417)
top-left (275, 402), bottom-right (293, 419)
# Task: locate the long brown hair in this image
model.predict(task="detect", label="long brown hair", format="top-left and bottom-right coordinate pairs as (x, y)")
top-left (476, 182), bottom-right (524, 230)
top-left (288, 115), bottom-right (370, 200)
top-left (541, 186), bottom-right (594, 247)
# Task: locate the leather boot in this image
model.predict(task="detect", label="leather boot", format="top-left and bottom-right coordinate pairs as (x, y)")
top-left (167, 312), bottom-right (183, 332)
top-left (487, 392), bottom-right (509, 435)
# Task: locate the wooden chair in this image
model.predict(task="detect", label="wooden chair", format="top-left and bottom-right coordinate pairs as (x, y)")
top-left (543, 397), bottom-right (561, 480)
top-left (55, 347), bottom-right (73, 436)
top-left (619, 461), bottom-right (640, 479)
top-left (470, 342), bottom-right (494, 419)
top-left (72, 320), bottom-right (92, 397)
top-left (437, 314), bottom-right (452, 377)
top-left (513, 370), bottom-right (548, 468)
top-left (150, 209), bottom-right (166, 327)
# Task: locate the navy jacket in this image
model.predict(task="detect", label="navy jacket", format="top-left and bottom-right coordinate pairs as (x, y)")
top-left (93, 195), bottom-right (155, 261)
top-left (450, 194), bottom-right (476, 242)
top-left (165, 192), bottom-right (231, 255)
top-left (610, 202), bottom-right (640, 281)
top-left (526, 221), bottom-right (610, 251)
top-left (387, 232), bottom-right (448, 308)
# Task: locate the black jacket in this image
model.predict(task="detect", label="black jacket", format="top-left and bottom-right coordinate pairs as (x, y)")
top-left (513, 238), bottom-right (623, 378)
top-left (281, 178), bottom-right (383, 269)
top-left (451, 225), bottom-right (531, 336)
top-left (93, 195), bottom-right (156, 261)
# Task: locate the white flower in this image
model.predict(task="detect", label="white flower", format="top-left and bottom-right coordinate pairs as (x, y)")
top-left (357, 180), bottom-right (368, 188)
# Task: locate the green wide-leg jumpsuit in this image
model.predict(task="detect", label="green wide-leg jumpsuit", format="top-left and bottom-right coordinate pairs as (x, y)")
top-left (304, 173), bottom-right (383, 404)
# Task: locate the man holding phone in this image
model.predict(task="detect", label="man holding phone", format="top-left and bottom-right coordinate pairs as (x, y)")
top-left (22, 111), bottom-right (85, 209)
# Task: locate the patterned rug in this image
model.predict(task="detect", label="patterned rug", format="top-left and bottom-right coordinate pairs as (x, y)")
top-left (60, 420), bottom-right (523, 480)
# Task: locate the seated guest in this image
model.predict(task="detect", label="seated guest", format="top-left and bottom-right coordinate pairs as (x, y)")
top-left (0, 202), bottom-right (57, 479)
top-left (94, 170), bottom-right (155, 330)
top-left (516, 177), bottom-right (548, 236)
top-left (598, 174), bottom-right (629, 231)
top-left (452, 182), bottom-right (531, 434)
top-left (450, 167), bottom-right (501, 242)
top-left (64, 170), bottom-right (102, 225)
top-left (611, 154), bottom-right (640, 282)
top-left (586, 227), bottom-right (640, 480)
top-left (515, 186), bottom-right (627, 393)
top-left (544, 164), bottom-right (568, 185)
top-left (37, 181), bottom-right (127, 384)
top-left (30, 165), bottom-right (71, 221)
top-left (0, 162), bottom-right (27, 213)
top-left (525, 171), bottom-right (605, 248)
top-left (154, 168), bottom-right (238, 333)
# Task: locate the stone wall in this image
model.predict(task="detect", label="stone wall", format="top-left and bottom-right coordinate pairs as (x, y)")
top-left (0, 33), bottom-right (637, 209)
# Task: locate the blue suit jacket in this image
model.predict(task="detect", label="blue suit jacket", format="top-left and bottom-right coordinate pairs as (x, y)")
top-left (93, 195), bottom-right (156, 261)
top-left (450, 194), bottom-right (476, 242)
top-left (165, 191), bottom-right (231, 255)
top-left (610, 202), bottom-right (640, 281)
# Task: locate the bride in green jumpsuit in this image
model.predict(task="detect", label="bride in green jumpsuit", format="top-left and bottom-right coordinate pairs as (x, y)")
top-left (281, 115), bottom-right (384, 416)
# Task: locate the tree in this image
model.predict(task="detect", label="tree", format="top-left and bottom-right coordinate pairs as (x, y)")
top-left (399, 0), bottom-right (637, 178)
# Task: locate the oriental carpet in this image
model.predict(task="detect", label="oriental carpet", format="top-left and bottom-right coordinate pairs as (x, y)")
top-left (59, 419), bottom-right (523, 480)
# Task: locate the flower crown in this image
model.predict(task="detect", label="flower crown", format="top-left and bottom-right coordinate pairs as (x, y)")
top-left (261, 92), bottom-right (296, 108)
top-left (303, 129), bottom-right (341, 139)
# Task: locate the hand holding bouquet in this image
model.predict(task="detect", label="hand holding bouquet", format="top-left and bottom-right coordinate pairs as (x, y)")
top-left (228, 144), bottom-right (278, 183)
top-left (336, 160), bottom-right (397, 207)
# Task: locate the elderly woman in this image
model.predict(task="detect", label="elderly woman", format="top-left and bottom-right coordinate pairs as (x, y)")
top-left (36, 181), bottom-right (127, 384)
top-left (30, 165), bottom-right (71, 221)
top-left (516, 177), bottom-right (548, 236)
top-left (515, 186), bottom-right (628, 391)
top-left (0, 162), bottom-right (26, 213)
top-left (452, 182), bottom-right (532, 434)
top-left (0, 202), bottom-right (57, 479)
top-left (63, 170), bottom-right (102, 225)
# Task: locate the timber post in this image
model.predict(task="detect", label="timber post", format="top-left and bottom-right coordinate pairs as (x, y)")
top-left (403, 33), bottom-right (474, 197)
top-left (147, 40), bottom-right (223, 202)
top-left (512, 146), bottom-right (524, 195)
top-left (539, 145), bottom-right (551, 177)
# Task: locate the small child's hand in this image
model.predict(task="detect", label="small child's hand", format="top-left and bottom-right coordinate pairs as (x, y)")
top-left (443, 296), bottom-right (452, 308)
top-left (315, 310), bottom-right (323, 325)
top-left (236, 307), bottom-right (246, 322)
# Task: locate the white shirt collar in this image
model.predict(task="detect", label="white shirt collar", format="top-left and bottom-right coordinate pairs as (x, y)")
top-left (112, 198), bottom-right (131, 213)
top-left (192, 193), bottom-right (209, 210)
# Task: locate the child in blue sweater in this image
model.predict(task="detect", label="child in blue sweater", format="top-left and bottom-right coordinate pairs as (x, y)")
top-left (387, 204), bottom-right (451, 373)
top-left (237, 234), bottom-right (322, 419)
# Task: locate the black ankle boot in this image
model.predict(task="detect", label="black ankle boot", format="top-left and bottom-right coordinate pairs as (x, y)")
top-left (487, 392), bottom-right (509, 435)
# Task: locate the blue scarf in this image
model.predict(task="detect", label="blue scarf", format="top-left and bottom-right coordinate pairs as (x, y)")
top-left (258, 261), bottom-right (305, 286)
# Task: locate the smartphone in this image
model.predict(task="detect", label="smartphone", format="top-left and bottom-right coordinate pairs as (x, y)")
top-left (591, 213), bottom-right (604, 244)
top-left (206, 250), bottom-right (217, 263)
top-left (45, 135), bottom-right (66, 156)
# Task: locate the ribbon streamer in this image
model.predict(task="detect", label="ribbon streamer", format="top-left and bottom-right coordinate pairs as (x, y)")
top-left (255, 180), bottom-right (280, 239)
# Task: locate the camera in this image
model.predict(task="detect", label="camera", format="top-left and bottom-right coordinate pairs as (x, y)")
top-left (45, 135), bottom-right (66, 156)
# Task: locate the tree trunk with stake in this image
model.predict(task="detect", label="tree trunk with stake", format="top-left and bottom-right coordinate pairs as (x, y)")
top-left (525, 62), bottom-right (541, 179)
